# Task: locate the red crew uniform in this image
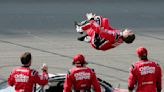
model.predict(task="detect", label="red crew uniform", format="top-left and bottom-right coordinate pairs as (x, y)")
top-left (8, 66), bottom-right (48, 92)
top-left (128, 60), bottom-right (162, 92)
top-left (128, 47), bottom-right (162, 92)
top-left (64, 67), bottom-right (101, 92)
top-left (63, 54), bottom-right (101, 92)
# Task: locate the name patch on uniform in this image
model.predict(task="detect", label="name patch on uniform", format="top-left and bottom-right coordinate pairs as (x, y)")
top-left (74, 72), bottom-right (90, 81)
top-left (139, 66), bottom-right (155, 75)
top-left (14, 74), bottom-right (29, 82)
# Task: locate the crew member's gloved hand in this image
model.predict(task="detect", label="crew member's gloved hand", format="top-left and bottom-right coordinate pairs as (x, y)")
top-left (41, 63), bottom-right (48, 73)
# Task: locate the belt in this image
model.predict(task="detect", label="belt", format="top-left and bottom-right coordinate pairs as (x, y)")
top-left (75, 89), bottom-right (91, 92)
top-left (142, 81), bottom-right (153, 85)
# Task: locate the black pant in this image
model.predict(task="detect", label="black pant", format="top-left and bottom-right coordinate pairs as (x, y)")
top-left (93, 33), bottom-right (106, 49)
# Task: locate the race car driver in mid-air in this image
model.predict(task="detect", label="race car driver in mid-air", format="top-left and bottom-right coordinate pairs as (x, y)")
top-left (75, 13), bottom-right (114, 42)
top-left (63, 53), bottom-right (101, 92)
top-left (75, 13), bottom-right (135, 51)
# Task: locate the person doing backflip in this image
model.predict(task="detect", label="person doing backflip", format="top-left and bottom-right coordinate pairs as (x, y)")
top-left (75, 13), bottom-right (135, 51)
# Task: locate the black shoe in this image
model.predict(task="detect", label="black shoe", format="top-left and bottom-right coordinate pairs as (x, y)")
top-left (77, 35), bottom-right (88, 41)
top-left (74, 20), bottom-right (89, 26)
top-left (74, 21), bottom-right (81, 26)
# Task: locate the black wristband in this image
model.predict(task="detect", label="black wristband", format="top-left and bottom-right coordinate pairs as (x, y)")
top-left (157, 88), bottom-right (161, 92)
top-left (128, 87), bottom-right (134, 91)
top-left (90, 18), bottom-right (94, 20)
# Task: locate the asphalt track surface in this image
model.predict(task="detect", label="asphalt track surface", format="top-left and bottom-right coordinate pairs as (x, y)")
top-left (0, 0), bottom-right (164, 90)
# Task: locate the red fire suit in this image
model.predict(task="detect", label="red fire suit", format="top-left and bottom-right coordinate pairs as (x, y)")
top-left (63, 66), bottom-right (101, 92)
top-left (8, 66), bottom-right (48, 92)
top-left (81, 16), bottom-right (114, 36)
top-left (81, 17), bottom-right (123, 51)
top-left (128, 60), bottom-right (162, 92)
